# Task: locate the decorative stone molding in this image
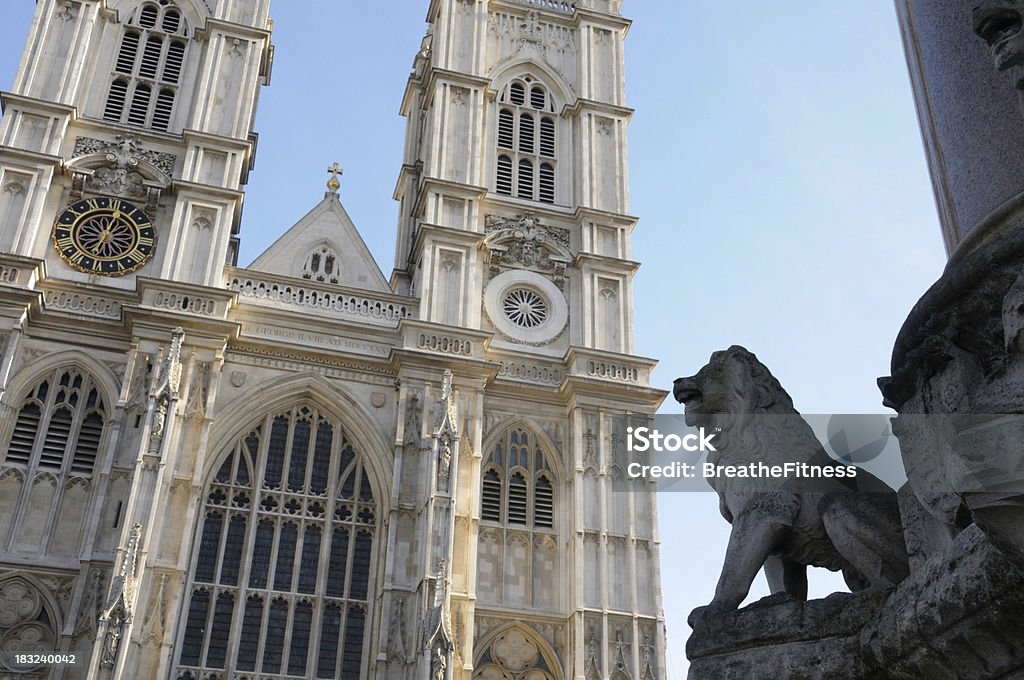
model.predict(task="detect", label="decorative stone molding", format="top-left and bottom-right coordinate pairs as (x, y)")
top-left (55, 1), bottom-right (76, 22)
top-left (0, 264), bottom-right (21, 284)
top-left (33, 573), bottom-right (74, 620)
top-left (639, 623), bottom-right (658, 680)
top-left (610, 622), bottom-right (632, 676)
top-left (151, 291), bottom-right (217, 316)
top-left (566, 349), bottom-right (654, 386)
top-left (403, 389), bottom-right (422, 443)
top-left (99, 523), bottom-right (143, 669)
top-left (484, 212), bottom-right (572, 288)
top-left (223, 348), bottom-right (396, 386)
top-left (229, 274), bottom-right (415, 326)
top-left (417, 333), bottom-right (473, 356)
top-left (451, 86), bottom-right (470, 107)
top-left (586, 359), bottom-right (639, 383)
top-left (2, 180), bottom-right (26, 196)
top-left (74, 568), bottom-right (107, 638)
top-left (505, 0), bottom-right (576, 15)
top-left (141, 573), bottom-right (169, 647)
top-left (498, 360), bottom-right (563, 385)
top-left (521, 10), bottom-right (544, 43)
top-left (584, 620), bottom-right (602, 678)
top-left (71, 135), bottom-right (176, 196)
top-left (474, 615), bottom-right (503, 642)
top-left (44, 290), bottom-right (122, 319)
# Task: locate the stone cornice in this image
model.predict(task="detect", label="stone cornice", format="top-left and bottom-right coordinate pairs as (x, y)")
top-left (196, 18), bottom-right (273, 43)
top-left (410, 223), bottom-right (489, 260)
top-left (0, 145), bottom-right (63, 168)
top-left (572, 7), bottom-right (633, 32)
top-left (0, 92), bottom-right (76, 119)
top-left (573, 205), bottom-right (638, 229)
top-left (181, 129), bottom-right (255, 153)
top-left (412, 177), bottom-right (489, 218)
top-left (565, 98), bottom-right (634, 120)
top-left (573, 251), bottom-right (641, 274)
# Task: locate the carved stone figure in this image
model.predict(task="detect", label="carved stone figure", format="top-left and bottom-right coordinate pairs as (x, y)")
top-left (483, 212), bottom-right (572, 287)
top-left (387, 597), bottom-right (406, 661)
top-left (974, 1), bottom-right (1024, 95)
top-left (432, 646), bottom-right (447, 680)
top-left (674, 346), bottom-right (909, 613)
top-left (100, 607), bottom-right (124, 667)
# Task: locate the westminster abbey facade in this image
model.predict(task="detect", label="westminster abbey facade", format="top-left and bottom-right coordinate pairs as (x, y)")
top-left (0, 0), bottom-right (666, 678)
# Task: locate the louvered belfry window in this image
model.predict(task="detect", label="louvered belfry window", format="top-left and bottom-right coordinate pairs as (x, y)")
top-left (103, 1), bottom-right (189, 131)
top-left (4, 368), bottom-right (106, 475)
top-left (495, 78), bottom-right (558, 204)
top-left (479, 427), bottom-right (555, 529)
top-left (175, 406), bottom-right (377, 680)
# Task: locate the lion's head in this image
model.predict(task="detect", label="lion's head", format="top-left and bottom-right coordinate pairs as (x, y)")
top-left (674, 346), bottom-right (808, 464)
top-left (674, 346), bottom-right (796, 429)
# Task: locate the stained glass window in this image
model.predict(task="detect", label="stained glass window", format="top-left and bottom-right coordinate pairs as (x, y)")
top-left (175, 406), bottom-right (376, 679)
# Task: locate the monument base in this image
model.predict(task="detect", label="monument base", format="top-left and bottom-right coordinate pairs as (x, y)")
top-left (687, 526), bottom-right (1024, 679)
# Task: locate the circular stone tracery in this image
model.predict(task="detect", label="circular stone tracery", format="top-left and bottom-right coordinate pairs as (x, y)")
top-left (502, 288), bottom-right (549, 328)
top-left (76, 215), bottom-right (137, 259)
top-left (483, 270), bottom-right (568, 345)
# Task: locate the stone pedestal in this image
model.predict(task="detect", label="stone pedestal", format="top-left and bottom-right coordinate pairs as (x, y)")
top-left (687, 592), bottom-right (885, 679)
top-left (688, 526), bottom-right (1024, 680)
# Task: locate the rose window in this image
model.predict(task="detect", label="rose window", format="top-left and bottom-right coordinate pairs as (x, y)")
top-left (502, 288), bottom-right (549, 328)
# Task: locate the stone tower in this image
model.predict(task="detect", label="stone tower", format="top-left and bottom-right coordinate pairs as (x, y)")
top-left (389, 0), bottom-right (666, 677)
top-left (0, 1), bottom-right (666, 679)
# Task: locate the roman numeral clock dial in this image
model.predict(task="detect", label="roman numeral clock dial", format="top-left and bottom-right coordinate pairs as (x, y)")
top-left (51, 197), bottom-right (156, 276)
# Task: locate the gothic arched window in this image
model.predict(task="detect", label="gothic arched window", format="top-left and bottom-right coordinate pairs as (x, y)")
top-left (477, 426), bottom-right (559, 609)
top-left (473, 627), bottom-right (559, 680)
top-left (0, 368), bottom-right (107, 555)
top-left (495, 78), bottom-right (558, 204)
top-left (103, 1), bottom-right (189, 132)
top-left (480, 427), bottom-right (555, 529)
top-left (174, 405), bottom-right (378, 680)
top-left (0, 578), bottom-right (59, 667)
top-left (5, 368), bottom-right (105, 473)
top-left (301, 245), bottom-right (340, 284)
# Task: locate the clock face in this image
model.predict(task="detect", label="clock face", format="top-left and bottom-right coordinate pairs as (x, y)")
top-left (52, 197), bottom-right (156, 276)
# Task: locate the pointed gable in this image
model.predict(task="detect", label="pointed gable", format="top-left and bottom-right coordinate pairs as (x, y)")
top-left (247, 193), bottom-right (391, 293)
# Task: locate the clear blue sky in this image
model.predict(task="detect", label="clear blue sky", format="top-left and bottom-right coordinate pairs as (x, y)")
top-left (0, 2), bottom-right (946, 676)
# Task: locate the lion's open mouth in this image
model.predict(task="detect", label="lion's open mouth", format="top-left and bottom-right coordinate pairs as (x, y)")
top-left (673, 383), bottom-right (703, 409)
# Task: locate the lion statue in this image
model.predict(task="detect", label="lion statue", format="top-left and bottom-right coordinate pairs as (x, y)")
top-left (674, 346), bottom-right (909, 614)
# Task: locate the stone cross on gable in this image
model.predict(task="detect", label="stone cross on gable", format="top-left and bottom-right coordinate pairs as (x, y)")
top-left (327, 163), bottom-right (343, 194)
